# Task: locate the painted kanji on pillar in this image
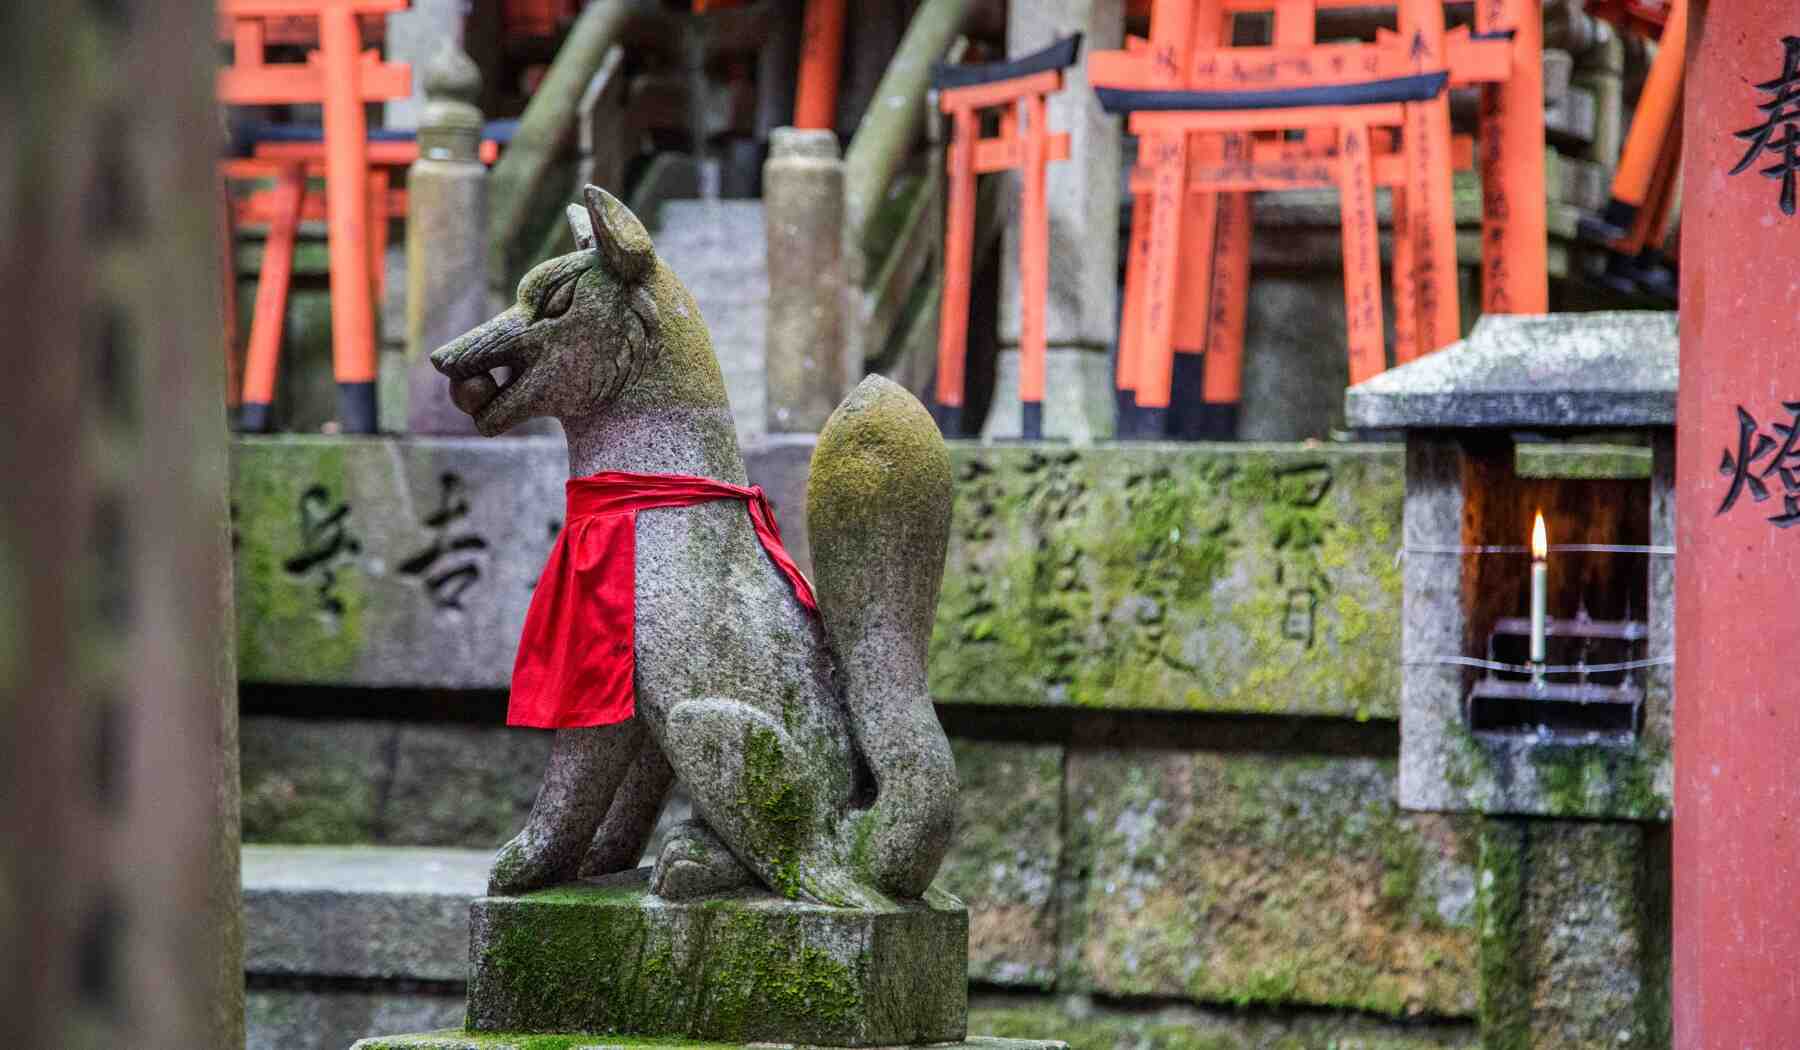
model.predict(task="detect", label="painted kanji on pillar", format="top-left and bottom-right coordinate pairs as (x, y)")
top-left (1675, 1), bottom-right (1800, 1043)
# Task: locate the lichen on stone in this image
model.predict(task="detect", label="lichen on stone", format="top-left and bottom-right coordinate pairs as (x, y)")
top-left (233, 439), bottom-right (368, 680)
top-left (929, 445), bottom-right (1404, 720)
top-left (1062, 750), bottom-right (1479, 1018)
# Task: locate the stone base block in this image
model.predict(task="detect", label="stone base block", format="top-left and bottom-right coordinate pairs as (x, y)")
top-left (354, 1034), bottom-right (1064, 1050)
top-left (465, 869), bottom-right (969, 1046)
top-left (982, 347), bottom-right (1115, 443)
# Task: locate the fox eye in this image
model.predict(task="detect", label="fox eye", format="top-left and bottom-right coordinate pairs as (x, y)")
top-left (537, 276), bottom-right (577, 321)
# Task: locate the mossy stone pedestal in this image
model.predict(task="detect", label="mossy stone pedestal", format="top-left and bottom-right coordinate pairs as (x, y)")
top-left (353, 869), bottom-right (1056, 1050)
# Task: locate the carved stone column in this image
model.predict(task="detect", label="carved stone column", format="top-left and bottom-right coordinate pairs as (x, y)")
top-left (384, 0), bottom-right (469, 130)
top-left (763, 127), bottom-right (848, 433)
top-left (405, 42), bottom-right (490, 434)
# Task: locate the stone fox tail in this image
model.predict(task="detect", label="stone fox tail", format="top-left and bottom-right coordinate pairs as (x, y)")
top-left (808, 375), bottom-right (958, 899)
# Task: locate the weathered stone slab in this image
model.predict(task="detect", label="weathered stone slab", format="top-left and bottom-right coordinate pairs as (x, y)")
top-left (242, 718), bottom-right (395, 843)
top-left (467, 869), bottom-right (968, 1045)
top-left (938, 741), bottom-right (1063, 987)
top-left (241, 716), bottom-right (699, 856)
top-left (1345, 312), bottom-right (1678, 431)
top-left (970, 1001), bottom-right (1477, 1049)
top-left (232, 435), bottom-right (819, 688)
top-left (931, 445), bottom-right (1404, 719)
top-left (249, 987), bottom-right (464, 1050)
top-left (355, 1036), bottom-right (1064, 1050)
top-left (244, 845), bottom-right (488, 981)
top-left (1061, 751), bottom-right (1480, 1018)
top-left (1476, 819), bottom-right (1670, 1049)
top-left (233, 435), bottom-right (567, 688)
top-left (230, 439), bottom-right (1408, 721)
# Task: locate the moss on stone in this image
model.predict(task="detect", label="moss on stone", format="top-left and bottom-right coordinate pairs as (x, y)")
top-left (1064, 751), bottom-right (1479, 1018)
top-left (1475, 821), bottom-right (1530, 1050)
top-left (357, 1032), bottom-right (739, 1049)
top-left (233, 438), bottom-right (367, 681)
top-left (1526, 740), bottom-right (1669, 820)
top-left (1433, 713), bottom-right (1671, 821)
top-left (937, 741), bottom-right (1063, 987)
top-left (807, 374), bottom-right (955, 592)
top-left (699, 910), bottom-right (860, 1031)
top-left (968, 1002), bottom-right (1478, 1050)
top-left (1472, 819), bottom-right (1671, 1049)
top-left (468, 878), bottom-right (962, 1044)
top-left (929, 446), bottom-right (1404, 720)
top-left (1514, 443), bottom-right (1652, 480)
top-left (238, 717), bottom-right (385, 844)
top-left (734, 724), bottom-right (816, 899)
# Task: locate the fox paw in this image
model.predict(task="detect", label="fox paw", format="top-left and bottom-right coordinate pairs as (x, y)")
top-left (650, 819), bottom-right (756, 900)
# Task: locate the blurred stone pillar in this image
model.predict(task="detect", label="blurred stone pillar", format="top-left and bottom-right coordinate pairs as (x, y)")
top-left (406, 42), bottom-right (489, 434)
top-left (764, 127), bottom-right (848, 432)
top-left (987, 0), bottom-right (1124, 442)
top-left (386, 0), bottom-right (470, 130)
top-left (0, 1), bottom-right (241, 1046)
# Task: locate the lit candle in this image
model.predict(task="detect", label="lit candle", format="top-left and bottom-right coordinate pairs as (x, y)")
top-left (1530, 510), bottom-right (1548, 666)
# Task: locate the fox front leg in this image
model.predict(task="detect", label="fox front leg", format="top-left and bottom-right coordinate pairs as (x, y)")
top-left (578, 741), bottom-right (675, 878)
top-left (489, 718), bottom-right (643, 895)
top-left (654, 698), bottom-right (878, 908)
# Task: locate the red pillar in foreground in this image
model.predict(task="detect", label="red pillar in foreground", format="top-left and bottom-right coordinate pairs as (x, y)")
top-left (1675, 1), bottom-right (1800, 1043)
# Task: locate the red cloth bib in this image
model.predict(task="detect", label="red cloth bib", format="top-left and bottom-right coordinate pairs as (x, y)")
top-left (507, 471), bottom-right (818, 729)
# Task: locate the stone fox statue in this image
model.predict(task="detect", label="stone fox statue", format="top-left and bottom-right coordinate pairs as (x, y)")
top-left (430, 186), bottom-right (957, 909)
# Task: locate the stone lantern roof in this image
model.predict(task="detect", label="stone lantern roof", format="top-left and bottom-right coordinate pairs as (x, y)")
top-left (1345, 311), bottom-right (1678, 431)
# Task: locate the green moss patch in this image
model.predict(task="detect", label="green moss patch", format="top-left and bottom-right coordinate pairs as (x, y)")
top-left (356, 1032), bottom-right (739, 1050)
top-left (969, 1001), bottom-right (1477, 1050)
top-left (467, 876), bottom-right (965, 1045)
top-left (929, 445), bottom-right (1404, 719)
top-left (233, 438), bottom-right (368, 681)
top-left (936, 741), bottom-right (1063, 988)
top-left (1062, 751), bottom-right (1480, 1018)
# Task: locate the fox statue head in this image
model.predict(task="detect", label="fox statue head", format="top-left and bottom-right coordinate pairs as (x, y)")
top-left (431, 185), bottom-right (728, 437)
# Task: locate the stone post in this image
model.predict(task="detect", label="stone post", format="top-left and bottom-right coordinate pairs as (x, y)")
top-left (987, 0), bottom-right (1123, 442)
top-left (1, 1), bottom-right (241, 1045)
top-left (764, 127), bottom-right (848, 433)
top-left (406, 42), bottom-right (489, 435)
top-left (384, 0), bottom-right (470, 130)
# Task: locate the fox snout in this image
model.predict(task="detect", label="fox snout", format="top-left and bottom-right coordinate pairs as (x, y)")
top-left (431, 308), bottom-right (531, 424)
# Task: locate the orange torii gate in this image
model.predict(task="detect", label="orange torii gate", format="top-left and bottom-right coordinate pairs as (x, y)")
top-left (217, 0), bottom-right (411, 434)
top-left (1581, 0), bottom-right (1686, 298)
top-left (931, 36), bottom-right (1080, 439)
top-left (1093, 0), bottom-right (1543, 438)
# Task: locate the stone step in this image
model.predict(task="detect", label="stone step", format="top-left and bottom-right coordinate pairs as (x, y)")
top-left (244, 845), bottom-right (489, 983)
top-left (244, 845), bottom-right (481, 1050)
top-left (655, 199), bottom-right (768, 445)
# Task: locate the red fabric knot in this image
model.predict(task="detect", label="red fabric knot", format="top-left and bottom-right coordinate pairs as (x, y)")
top-left (506, 471), bottom-right (816, 729)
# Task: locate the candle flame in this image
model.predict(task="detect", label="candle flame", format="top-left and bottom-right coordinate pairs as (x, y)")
top-left (1531, 511), bottom-right (1547, 560)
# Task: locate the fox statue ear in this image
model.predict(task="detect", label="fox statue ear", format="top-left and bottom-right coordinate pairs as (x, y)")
top-left (582, 185), bottom-right (653, 284)
top-left (565, 204), bottom-right (596, 250)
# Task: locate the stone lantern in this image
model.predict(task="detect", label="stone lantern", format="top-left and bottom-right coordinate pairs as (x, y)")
top-left (1347, 311), bottom-right (1677, 821)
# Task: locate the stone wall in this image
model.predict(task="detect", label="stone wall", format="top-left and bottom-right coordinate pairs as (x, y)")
top-left (234, 436), bottom-right (1668, 1049)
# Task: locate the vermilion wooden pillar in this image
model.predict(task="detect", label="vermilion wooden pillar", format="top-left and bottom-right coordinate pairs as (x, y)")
top-left (932, 38), bottom-right (1077, 439)
top-left (794, 0), bottom-right (846, 129)
top-left (1675, 0), bottom-right (1800, 1042)
top-left (319, 2), bottom-right (379, 432)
